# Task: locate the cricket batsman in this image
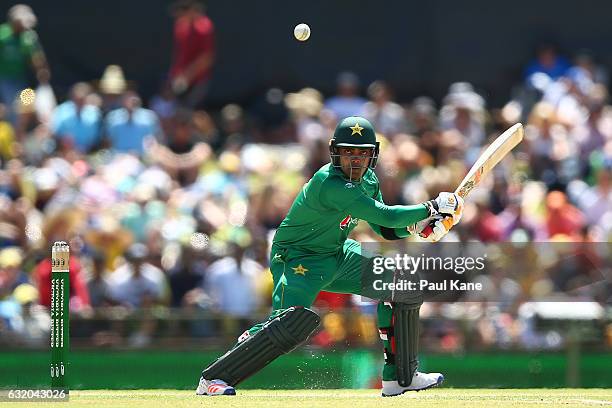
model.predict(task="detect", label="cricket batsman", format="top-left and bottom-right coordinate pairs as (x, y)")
top-left (196, 116), bottom-right (464, 397)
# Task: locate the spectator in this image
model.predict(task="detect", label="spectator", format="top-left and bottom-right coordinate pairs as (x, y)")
top-left (148, 109), bottom-right (211, 186)
top-left (362, 80), bottom-right (407, 138)
top-left (205, 229), bottom-right (263, 319)
top-left (219, 103), bottom-right (251, 149)
top-left (471, 191), bottom-right (504, 242)
top-left (120, 184), bottom-right (162, 243)
top-left (168, 244), bottom-right (206, 307)
top-left (8, 283), bottom-right (50, 347)
top-left (251, 88), bottom-right (293, 144)
top-left (0, 104), bottom-right (16, 162)
top-left (105, 91), bottom-right (162, 156)
top-left (525, 102), bottom-right (565, 187)
top-left (98, 64), bottom-right (128, 114)
top-left (324, 71), bottom-right (367, 120)
top-left (572, 85), bottom-right (611, 162)
top-left (192, 109), bottom-right (221, 149)
top-left (440, 82), bottom-right (486, 150)
top-left (0, 247), bottom-right (28, 299)
top-left (32, 246), bottom-right (91, 312)
top-left (285, 88), bottom-right (326, 151)
top-left (169, 0), bottom-right (215, 108)
top-left (574, 159), bottom-right (612, 226)
top-left (51, 82), bottom-right (102, 154)
top-left (85, 251), bottom-right (114, 308)
top-left (470, 266), bottom-right (521, 312)
top-left (150, 81), bottom-right (178, 136)
top-left (107, 243), bottom-right (168, 308)
top-left (408, 97), bottom-right (441, 163)
top-left (496, 194), bottom-right (540, 241)
top-left (545, 191), bottom-right (585, 239)
top-left (566, 50), bottom-right (608, 89)
top-left (408, 96), bottom-right (438, 138)
top-left (524, 44), bottom-right (570, 89)
top-left (0, 5), bottom-right (50, 125)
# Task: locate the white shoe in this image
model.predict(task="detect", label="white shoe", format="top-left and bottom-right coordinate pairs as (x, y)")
top-left (195, 377), bottom-right (236, 396)
top-left (381, 371), bottom-right (444, 396)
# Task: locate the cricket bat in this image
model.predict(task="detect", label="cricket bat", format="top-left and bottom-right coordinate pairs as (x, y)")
top-left (454, 122), bottom-right (524, 198)
top-left (421, 123), bottom-right (524, 237)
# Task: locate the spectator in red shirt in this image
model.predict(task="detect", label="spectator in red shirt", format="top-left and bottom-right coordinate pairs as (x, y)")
top-left (467, 192), bottom-right (504, 242)
top-left (545, 191), bottom-right (585, 239)
top-left (169, 0), bottom-right (215, 108)
top-left (32, 253), bottom-right (90, 312)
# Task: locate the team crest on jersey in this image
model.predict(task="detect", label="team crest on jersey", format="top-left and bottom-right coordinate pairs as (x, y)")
top-left (339, 214), bottom-right (359, 230)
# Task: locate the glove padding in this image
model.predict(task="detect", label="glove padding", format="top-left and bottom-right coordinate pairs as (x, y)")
top-left (407, 216), bottom-right (435, 236)
top-left (417, 215), bottom-right (453, 242)
top-left (425, 192), bottom-right (464, 226)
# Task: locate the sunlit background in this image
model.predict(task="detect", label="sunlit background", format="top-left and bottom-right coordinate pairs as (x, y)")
top-left (0, 0), bottom-right (610, 390)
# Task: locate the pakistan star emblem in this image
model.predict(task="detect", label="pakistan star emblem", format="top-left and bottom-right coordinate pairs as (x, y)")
top-left (350, 123), bottom-right (364, 136)
top-left (292, 264), bottom-right (308, 276)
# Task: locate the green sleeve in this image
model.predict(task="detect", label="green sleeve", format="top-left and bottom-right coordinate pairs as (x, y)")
top-left (348, 195), bottom-right (428, 228)
top-left (23, 30), bottom-right (42, 56)
top-left (321, 178), bottom-right (429, 228)
top-left (367, 188), bottom-right (413, 239)
top-left (368, 222), bottom-right (412, 239)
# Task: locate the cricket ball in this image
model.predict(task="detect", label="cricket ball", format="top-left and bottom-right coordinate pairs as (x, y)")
top-left (294, 23), bottom-right (310, 41)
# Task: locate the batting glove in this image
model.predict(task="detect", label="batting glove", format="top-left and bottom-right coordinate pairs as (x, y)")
top-left (418, 216), bottom-right (453, 242)
top-left (424, 192), bottom-right (464, 226)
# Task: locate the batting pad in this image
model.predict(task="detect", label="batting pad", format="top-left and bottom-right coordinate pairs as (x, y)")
top-left (201, 307), bottom-right (320, 386)
top-left (394, 303), bottom-right (420, 387)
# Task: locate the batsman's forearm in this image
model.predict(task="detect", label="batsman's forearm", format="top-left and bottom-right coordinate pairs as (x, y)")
top-left (368, 223), bottom-right (411, 240)
top-left (391, 226), bottom-right (411, 238)
top-left (346, 195), bottom-right (430, 228)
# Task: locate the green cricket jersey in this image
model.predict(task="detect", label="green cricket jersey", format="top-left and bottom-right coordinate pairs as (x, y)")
top-left (272, 163), bottom-right (430, 254)
top-left (0, 24), bottom-right (41, 79)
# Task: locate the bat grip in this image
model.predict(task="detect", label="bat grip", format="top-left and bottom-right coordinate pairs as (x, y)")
top-left (419, 224), bottom-right (433, 238)
top-left (419, 217), bottom-right (453, 239)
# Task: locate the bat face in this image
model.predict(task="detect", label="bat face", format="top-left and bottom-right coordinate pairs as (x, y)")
top-left (455, 123), bottom-right (524, 198)
top-left (418, 123), bottom-right (524, 240)
top-left (457, 167), bottom-right (484, 197)
top-left (457, 179), bottom-right (476, 198)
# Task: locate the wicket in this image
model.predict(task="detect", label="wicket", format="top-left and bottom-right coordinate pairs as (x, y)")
top-left (50, 241), bottom-right (70, 389)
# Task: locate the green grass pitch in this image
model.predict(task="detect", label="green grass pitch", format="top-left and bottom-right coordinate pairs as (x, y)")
top-left (4, 389), bottom-right (612, 407)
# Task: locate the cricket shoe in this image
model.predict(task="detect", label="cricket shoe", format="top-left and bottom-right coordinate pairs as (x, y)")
top-left (195, 377), bottom-right (236, 396)
top-left (381, 371), bottom-right (444, 396)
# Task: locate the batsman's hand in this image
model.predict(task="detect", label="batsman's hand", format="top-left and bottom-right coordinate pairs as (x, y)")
top-left (417, 215), bottom-right (453, 242)
top-left (425, 192), bottom-right (464, 225)
top-left (407, 216), bottom-right (435, 236)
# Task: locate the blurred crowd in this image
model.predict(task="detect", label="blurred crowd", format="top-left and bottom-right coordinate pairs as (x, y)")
top-left (0, 4), bottom-right (610, 350)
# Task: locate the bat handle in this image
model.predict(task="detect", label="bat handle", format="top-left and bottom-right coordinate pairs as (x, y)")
top-left (419, 224), bottom-right (434, 239)
top-left (418, 217), bottom-right (453, 239)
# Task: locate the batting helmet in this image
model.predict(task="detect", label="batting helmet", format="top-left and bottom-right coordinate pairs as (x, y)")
top-left (329, 116), bottom-right (380, 170)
